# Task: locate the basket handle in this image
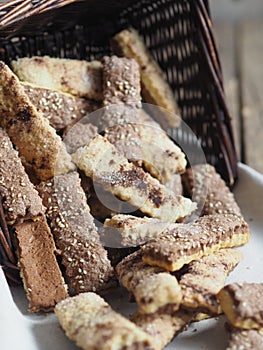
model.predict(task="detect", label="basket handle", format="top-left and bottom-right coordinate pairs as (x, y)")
top-left (0, 0), bottom-right (78, 28)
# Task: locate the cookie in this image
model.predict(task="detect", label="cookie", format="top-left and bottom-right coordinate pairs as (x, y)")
top-left (14, 215), bottom-right (68, 312)
top-left (72, 135), bottom-right (195, 222)
top-left (23, 82), bottom-right (100, 131)
top-left (102, 55), bottom-right (141, 108)
top-left (104, 122), bottom-right (186, 183)
top-left (0, 61), bottom-right (74, 180)
top-left (36, 172), bottom-right (115, 295)
top-left (98, 103), bottom-right (157, 131)
top-left (0, 128), bottom-right (44, 224)
top-left (179, 249), bottom-right (243, 314)
top-left (141, 213), bottom-right (250, 271)
top-left (217, 283), bottom-right (263, 331)
top-left (103, 214), bottom-right (173, 247)
top-left (11, 56), bottom-right (103, 100)
top-left (116, 250), bottom-right (182, 314)
top-left (55, 292), bottom-right (155, 350)
top-left (182, 164), bottom-right (241, 217)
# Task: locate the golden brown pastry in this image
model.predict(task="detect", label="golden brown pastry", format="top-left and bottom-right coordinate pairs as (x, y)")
top-left (103, 214), bottom-right (173, 247)
top-left (72, 135), bottom-right (195, 222)
top-left (55, 293), bottom-right (156, 350)
top-left (218, 283), bottom-right (263, 331)
top-left (179, 249), bottom-right (243, 314)
top-left (141, 214), bottom-right (250, 271)
top-left (23, 82), bottom-right (100, 131)
top-left (0, 61), bottom-right (74, 181)
top-left (116, 250), bottom-right (182, 314)
top-left (11, 56), bottom-right (103, 100)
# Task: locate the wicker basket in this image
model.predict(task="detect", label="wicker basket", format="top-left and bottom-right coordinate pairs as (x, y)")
top-left (0, 0), bottom-right (237, 282)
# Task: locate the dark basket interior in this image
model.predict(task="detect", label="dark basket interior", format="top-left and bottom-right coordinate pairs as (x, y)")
top-left (0, 0), bottom-right (237, 185)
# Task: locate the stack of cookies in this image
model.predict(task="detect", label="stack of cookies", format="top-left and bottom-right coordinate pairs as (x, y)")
top-left (0, 28), bottom-right (253, 350)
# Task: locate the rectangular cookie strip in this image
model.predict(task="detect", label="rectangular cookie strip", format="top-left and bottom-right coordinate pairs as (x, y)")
top-left (111, 28), bottom-right (180, 129)
top-left (102, 55), bottom-right (141, 108)
top-left (72, 135), bottom-right (195, 223)
top-left (131, 309), bottom-right (193, 350)
top-left (182, 164), bottom-right (241, 217)
top-left (226, 328), bottom-right (263, 350)
top-left (0, 62), bottom-right (73, 181)
top-left (55, 293), bottom-right (155, 350)
top-left (179, 248), bottom-right (243, 314)
top-left (14, 215), bottom-right (68, 312)
top-left (0, 128), bottom-right (44, 224)
top-left (23, 83), bottom-right (100, 131)
top-left (116, 250), bottom-right (182, 314)
top-left (36, 172), bottom-right (115, 295)
top-left (217, 283), bottom-right (263, 331)
top-left (11, 56), bottom-right (103, 100)
top-left (103, 214), bottom-right (175, 247)
top-left (141, 213), bottom-right (250, 271)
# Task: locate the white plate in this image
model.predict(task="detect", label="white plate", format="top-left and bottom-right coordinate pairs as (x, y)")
top-left (1, 163), bottom-right (263, 350)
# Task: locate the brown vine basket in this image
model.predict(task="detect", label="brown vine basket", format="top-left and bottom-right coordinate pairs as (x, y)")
top-left (0, 0), bottom-right (238, 283)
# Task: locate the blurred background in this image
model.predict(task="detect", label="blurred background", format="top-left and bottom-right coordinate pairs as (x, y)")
top-left (211, 0), bottom-right (263, 20)
top-left (210, 0), bottom-right (263, 174)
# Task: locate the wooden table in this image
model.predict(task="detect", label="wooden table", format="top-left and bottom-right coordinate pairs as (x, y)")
top-left (214, 19), bottom-right (263, 174)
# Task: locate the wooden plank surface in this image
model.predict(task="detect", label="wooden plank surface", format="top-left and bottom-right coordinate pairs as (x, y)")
top-left (213, 21), bottom-right (241, 161)
top-left (214, 20), bottom-right (263, 174)
top-left (240, 20), bottom-right (263, 174)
